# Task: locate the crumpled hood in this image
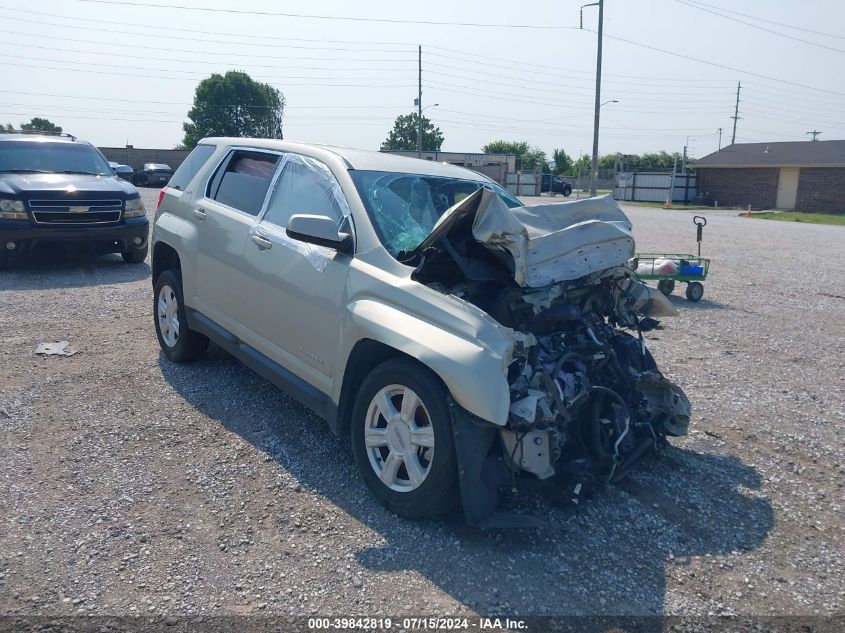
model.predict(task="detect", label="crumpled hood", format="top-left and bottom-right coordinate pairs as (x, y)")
top-left (472, 192), bottom-right (634, 288)
top-left (410, 189), bottom-right (635, 289)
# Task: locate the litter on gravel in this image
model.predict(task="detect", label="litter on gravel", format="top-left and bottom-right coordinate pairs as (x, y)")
top-left (35, 341), bottom-right (79, 357)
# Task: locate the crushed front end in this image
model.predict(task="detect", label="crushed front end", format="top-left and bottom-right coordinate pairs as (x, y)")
top-left (402, 190), bottom-right (691, 526)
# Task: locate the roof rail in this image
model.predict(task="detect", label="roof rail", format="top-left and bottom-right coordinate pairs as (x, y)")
top-left (0, 129), bottom-right (77, 141)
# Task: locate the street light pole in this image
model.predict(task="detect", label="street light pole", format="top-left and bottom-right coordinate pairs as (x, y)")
top-left (417, 45), bottom-right (423, 158)
top-left (582, 0), bottom-right (604, 197)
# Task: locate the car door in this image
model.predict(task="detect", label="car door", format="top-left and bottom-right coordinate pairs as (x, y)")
top-left (192, 148), bottom-right (280, 336)
top-left (238, 153), bottom-right (352, 395)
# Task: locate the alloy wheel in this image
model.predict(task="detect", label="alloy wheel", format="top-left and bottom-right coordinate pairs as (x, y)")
top-left (157, 284), bottom-right (180, 348)
top-left (364, 384), bottom-right (435, 493)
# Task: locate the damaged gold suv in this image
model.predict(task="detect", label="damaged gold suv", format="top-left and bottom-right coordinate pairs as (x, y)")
top-left (151, 139), bottom-right (690, 527)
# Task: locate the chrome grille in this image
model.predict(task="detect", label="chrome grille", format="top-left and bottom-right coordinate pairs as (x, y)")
top-left (28, 199), bottom-right (123, 225)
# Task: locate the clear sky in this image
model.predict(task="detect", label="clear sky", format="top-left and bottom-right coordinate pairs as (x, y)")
top-left (2, 0), bottom-right (843, 160)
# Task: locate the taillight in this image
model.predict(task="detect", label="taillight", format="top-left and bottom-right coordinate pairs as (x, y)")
top-left (156, 186), bottom-right (167, 210)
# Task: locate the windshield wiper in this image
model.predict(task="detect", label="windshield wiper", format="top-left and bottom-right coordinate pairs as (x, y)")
top-left (0, 169), bottom-right (52, 174)
top-left (61, 170), bottom-right (100, 175)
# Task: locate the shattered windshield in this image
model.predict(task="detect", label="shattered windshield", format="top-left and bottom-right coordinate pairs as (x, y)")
top-left (349, 170), bottom-right (522, 257)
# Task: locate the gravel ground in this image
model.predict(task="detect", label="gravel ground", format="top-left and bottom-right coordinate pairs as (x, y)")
top-left (1, 189), bottom-right (843, 621)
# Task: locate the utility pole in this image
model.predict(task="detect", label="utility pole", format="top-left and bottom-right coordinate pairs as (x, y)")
top-left (417, 45), bottom-right (423, 158)
top-left (717, 128), bottom-right (723, 151)
top-left (581, 0), bottom-right (603, 197)
top-left (730, 81), bottom-right (741, 145)
top-left (806, 130), bottom-right (822, 141)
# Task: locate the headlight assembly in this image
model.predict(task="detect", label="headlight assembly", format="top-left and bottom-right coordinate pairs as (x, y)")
top-left (124, 197), bottom-right (146, 218)
top-left (0, 198), bottom-right (27, 220)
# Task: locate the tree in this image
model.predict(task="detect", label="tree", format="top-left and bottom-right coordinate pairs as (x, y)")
top-left (551, 149), bottom-right (573, 176)
top-left (1, 123), bottom-right (15, 132)
top-left (20, 117), bottom-right (62, 133)
top-left (482, 140), bottom-right (530, 156)
top-left (182, 70), bottom-right (285, 149)
top-left (482, 140), bottom-right (548, 171)
top-left (381, 113), bottom-right (444, 151)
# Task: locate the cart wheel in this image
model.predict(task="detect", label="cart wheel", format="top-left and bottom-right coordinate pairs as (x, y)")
top-left (657, 280), bottom-right (675, 296)
top-left (686, 282), bottom-right (704, 302)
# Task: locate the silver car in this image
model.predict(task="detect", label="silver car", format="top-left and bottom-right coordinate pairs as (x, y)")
top-left (151, 138), bottom-right (690, 526)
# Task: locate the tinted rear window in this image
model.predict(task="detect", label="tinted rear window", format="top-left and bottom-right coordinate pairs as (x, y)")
top-left (209, 150), bottom-right (279, 215)
top-left (168, 144), bottom-right (215, 191)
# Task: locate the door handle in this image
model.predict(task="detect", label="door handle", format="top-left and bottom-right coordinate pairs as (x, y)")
top-left (251, 233), bottom-right (273, 250)
top-left (192, 209), bottom-right (206, 221)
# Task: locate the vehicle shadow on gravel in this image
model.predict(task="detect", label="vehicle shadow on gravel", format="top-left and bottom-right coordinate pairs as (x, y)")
top-left (666, 294), bottom-right (729, 310)
top-left (161, 348), bottom-right (774, 623)
top-left (0, 251), bottom-right (149, 290)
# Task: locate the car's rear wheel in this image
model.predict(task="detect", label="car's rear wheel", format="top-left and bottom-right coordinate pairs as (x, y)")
top-left (153, 269), bottom-right (209, 362)
top-left (121, 244), bottom-right (148, 264)
top-left (351, 358), bottom-right (459, 518)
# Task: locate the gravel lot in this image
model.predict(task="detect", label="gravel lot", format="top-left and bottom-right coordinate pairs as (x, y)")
top-left (1, 189), bottom-right (843, 622)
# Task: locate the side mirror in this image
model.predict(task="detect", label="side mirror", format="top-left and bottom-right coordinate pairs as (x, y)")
top-left (286, 214), bottom-right (353, 255)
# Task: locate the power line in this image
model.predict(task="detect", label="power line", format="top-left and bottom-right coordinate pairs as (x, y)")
top-left (2, 60), bottom-right (417, 87)
top-left (0, 43), bottom-right (413, 74)
top-left (0, 16), bottom-right (415, 55)
top-left (1, 30), bottom-right (416, 63)
top-left (67, 0), bottom-right (578, 30)
top-left (424, 66), bottom-right (733, 101)
top-left (425, 44), bottom-right (736, 83)
top-left (593, 29), bottom-right (845, 98)
top-left (0, 5), bottom-right (414, 47)
top-left (679, 0), bottom-right (845, 41)
top-left (672, 0), bottom-right (845, 54)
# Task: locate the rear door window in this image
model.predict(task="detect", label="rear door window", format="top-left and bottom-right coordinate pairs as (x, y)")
top-left (168, 144), bottom-right (215, 191)
top-left (208, 150), bottom-right (279, 216)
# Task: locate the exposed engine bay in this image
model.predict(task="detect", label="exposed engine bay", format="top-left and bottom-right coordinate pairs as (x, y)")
top-left (400, 190), bottom-right (691, 525)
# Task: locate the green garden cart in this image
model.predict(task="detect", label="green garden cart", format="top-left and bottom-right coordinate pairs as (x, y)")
top-left (632, 215), bottom-right (711, 302)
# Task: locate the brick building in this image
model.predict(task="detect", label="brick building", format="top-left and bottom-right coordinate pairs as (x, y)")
top-left (692, 140), bottom-right (845, 213)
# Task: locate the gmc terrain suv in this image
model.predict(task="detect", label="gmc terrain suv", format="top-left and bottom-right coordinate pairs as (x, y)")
top-left (151, 138), bottom-right (691, 526)
top-left (0, 132), bottom-right (149, 269)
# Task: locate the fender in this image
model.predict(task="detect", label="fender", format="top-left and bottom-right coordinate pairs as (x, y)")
top-left (152, 211), bottom-right (198, 302)
top-left (342, 298), bottom-right (512, 426)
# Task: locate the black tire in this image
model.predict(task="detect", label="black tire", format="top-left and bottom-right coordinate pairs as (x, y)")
top-left (657, 279), bottom-right (675, 296)
top-left (121, 244), bottom-right (148, 264)
top-left (350, 358), bottom-right (459, 519)
top-left (153, 269), bottom-right (209, 362)
top-left (563, 184), bottom-right (572, 197)
top-left (686, 281), bottom-right (704, 302)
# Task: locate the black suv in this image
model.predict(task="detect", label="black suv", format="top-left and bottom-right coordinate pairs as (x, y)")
top-left (0, 132), bottom-right (149, 269)
top-left (132, 163), bottom-right (173, 187)
top-left (540, 173), bottom-right (573, 196)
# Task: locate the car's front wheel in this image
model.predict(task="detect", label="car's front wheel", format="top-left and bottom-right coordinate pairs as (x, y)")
top-left (153, 269), bottom-right (209, 362)
top-left (351, 358), bottom-right (459, 518)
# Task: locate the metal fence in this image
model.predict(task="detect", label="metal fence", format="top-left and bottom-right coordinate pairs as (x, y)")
top-left (614, 171), bottom-right (697, 203)
top-left (505, 172), bottom-right (541, 196)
